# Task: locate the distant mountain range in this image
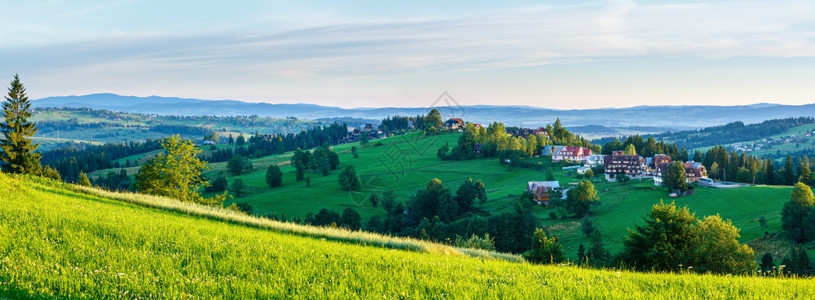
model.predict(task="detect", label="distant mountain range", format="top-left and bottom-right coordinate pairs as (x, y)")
top-left (32, 94), bottom-right (815, 132)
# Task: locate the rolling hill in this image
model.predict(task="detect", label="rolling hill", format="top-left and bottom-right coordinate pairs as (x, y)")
top-left (86, 132), bottom-right (798, 261)
top-left (2, 172), bottom-right (813, 298)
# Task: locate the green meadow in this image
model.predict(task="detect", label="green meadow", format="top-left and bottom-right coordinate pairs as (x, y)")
top-left (2, 172), bottom-right (814, 299)
top-left (86, 132), bottom-right (800, 259)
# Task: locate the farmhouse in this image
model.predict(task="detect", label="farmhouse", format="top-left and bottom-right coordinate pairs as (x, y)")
top-left (513, 127), bottom-right (549, 138)
top-left (647, 154), bottom-right (672, 175)
top-left (444, 118), bottom-right (464, 130)
top-left (604, 151), bottom-right (645, 181)
top-left (527, 181), bottom-right (560, 205)
top-left (653, 162), bottom-right (709, 186)
top-left (551, 146), bottom-right (592, 162)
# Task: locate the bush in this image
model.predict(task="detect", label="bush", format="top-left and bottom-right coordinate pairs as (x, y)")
top-left (454, 234), bottom-right (496, 251)
top-left (236, 202), bottom-right (254, 215)
top-left (620, 200), bottom-right (756, 274)
top-left (206, 176), bottom-right (228, 193)
top-left (78, 171), bottom-right (91, 187)
top-left (266, 165), bottom-right (283, 188)
top-left (338, 166), bottom-right (361, 191)
top-left (227, 154), bottom-right (252, 175)
top-left (341, 208), bottom-right (362, 230)
top-left (581, 218), bottom-right (596, 237)
top-left (231, 179), bottom-right (245, 197)
top-left (523, 228), bottom-right (564, 264)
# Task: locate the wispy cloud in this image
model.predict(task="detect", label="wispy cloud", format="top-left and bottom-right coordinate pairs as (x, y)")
top-left (3, 0), bottom-right (815, 107)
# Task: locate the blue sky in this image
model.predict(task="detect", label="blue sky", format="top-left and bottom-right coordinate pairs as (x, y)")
top-left (2, 0), bottom-right (815, 109)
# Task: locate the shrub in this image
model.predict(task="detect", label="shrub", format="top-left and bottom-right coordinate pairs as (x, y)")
top-left (266, 165), bottom-right (283, 188)
top-left (523, 228), bottom-right (564, 264)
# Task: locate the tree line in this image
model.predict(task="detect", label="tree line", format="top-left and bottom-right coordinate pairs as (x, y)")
top-left (595, 117), bottom-right (815, 150)
top-left (438, 118), bottom-right (596, 162)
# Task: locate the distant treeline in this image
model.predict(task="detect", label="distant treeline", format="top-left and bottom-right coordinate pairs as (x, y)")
top-left (41, 139), bottom-right (162, 182)
top-left (151, 124), bottom-right (212, 136)
top-left (601, 135), bottom-right (688, 160)
top-left (379, 115), bottom-right (424, 132)
top-left (236, 123), bottom-right (349, 159)
top-left (595, 117), bottom-right (815, 149)
top-left (38, 120), bottom-right (116, 132)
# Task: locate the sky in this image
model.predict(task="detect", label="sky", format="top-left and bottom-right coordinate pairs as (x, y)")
top-left (2, 0), bottom-right (815, 109)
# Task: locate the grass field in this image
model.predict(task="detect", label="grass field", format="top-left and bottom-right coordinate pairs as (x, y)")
top-left (208, 133), bottom-right (555, 222)
top-left (3, 172), bottom-right (815, 299)
top-left (85, 131), bottom-right (802, 260)
top-left (544, 181), bottom-right (792, 255)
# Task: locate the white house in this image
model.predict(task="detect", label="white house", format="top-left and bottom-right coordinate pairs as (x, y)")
top-left (552, 146), bottom-right (592, 162)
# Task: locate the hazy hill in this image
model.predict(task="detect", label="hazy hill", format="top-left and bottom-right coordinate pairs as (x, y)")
top-left (33, 94), bottom-right (815, 129)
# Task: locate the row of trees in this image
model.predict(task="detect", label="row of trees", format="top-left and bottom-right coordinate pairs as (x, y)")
top-left (601, 135), bottom-right (688, 161)
top-left (701, 145), bottom-right (808, 186)
top-left (332, 178), bottom-right (539, 254)
top-left (43, 139), bottom-right (163, 182)
top-left (648, 118), bottom-right (815, 149)
top-left (439, 118), bottom-right (597, 163)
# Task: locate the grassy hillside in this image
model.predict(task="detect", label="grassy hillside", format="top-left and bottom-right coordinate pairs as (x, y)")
top-left (86, 132), bottom-right (798, 259)
top-left (2, 172), bottom-right (815, 298)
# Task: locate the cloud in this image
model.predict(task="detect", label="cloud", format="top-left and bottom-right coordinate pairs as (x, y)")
top-left (3, 0), bottom-right (815, 106)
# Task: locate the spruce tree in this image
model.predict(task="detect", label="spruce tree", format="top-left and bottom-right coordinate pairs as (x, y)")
top-left (78, 171), bottom-right (92, 187)
top-left (0, 74), bottom-right (41, 174)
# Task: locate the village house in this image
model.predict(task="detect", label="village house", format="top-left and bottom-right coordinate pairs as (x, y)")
top-left (653, 162), bottom-right (708, 186)
top-left (513, 127), bottom-right (549, 138)
top-left (527, 181), bottom-right (560, 205)
top-left (444, 118), bottom-right (464, 130)
top-left (551, 146), bottom-right (592, 162)
top-left (584, 155), bottom-right (606, 167)
top-left (646, 154), bottom-right (672, 175)
top-left (604, 151), bottom-right (645, 181)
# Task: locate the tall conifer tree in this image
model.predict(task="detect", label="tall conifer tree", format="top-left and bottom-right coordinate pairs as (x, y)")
top-left (0, 74), bottom-right (41, 174)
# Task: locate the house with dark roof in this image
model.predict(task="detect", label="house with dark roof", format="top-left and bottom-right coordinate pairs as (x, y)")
top-left (648, 154), bottom-right (672, 175)
top-left (604, 151), bottom-right (645, 181)
top-left (527, 181), bottom-right (560, 205)
top-left (444, 118), bottom-right (464, 130)
top-left (653, 162), bottom-right (708, 186)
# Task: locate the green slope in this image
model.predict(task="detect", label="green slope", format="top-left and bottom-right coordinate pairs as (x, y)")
top-left (86, 132), bottom-right (798, 260)
top-left (2, 173), bottom-right (815, 299)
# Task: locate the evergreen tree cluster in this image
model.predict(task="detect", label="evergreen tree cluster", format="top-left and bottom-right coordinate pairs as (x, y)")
top-left (601, 135), bottom-right (687, 160)
top-left (151, 124), bottom-right (213, 136)
top-left (42, 139), bottom-right (162, 182)
top-left (350, 179), bottom-right (537, 254)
